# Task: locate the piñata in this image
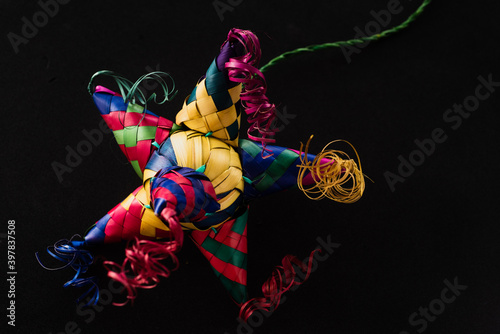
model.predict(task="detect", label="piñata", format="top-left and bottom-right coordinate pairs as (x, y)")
top-left (37, 28), bottom-right (366, 320)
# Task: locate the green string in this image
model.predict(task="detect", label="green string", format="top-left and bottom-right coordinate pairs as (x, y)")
top-left (83, 223), bottom-right (96, 237)
top-left (259, 0), bottom-right (432, 73)
top-left (87, 70), bottom-right (178, 106)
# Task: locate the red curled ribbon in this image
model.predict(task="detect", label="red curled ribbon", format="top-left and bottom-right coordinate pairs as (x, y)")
top-left (238, 248), bottom-right (321, 321)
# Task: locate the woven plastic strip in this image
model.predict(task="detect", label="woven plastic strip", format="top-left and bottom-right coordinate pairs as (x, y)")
top-left (191, 208), bottom-right (249, 304)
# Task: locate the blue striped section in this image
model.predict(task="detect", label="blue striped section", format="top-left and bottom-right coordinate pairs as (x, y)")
top-left (93, 92), bottom-right (160, 116)
top-left (145, 138), bottom-right (178, 173)
top-left (195, 192), bottom-right (243, 229)
top-left (109, 95), bottom-right (127, 113)
top-left (240, 142), bottom-right (286, 179)
top-left (84, 214), bottom-right (109, 244)
top-left (150, 167), bottom-right (220, 222)
top-left (239, 140), bottom-right (320, 198)
top-left (151, 169), bottom-right (188, 215)
top-left (92, 93), bottom-right (113, 115)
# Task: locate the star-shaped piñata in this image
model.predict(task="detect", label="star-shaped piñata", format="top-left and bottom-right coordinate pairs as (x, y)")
top-left (37, 28), bottom-right (365, 320)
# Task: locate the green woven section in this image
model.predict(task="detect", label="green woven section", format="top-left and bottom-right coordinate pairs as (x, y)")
top-left (126, 103), bottom-right (144, 113)
top-left (113, 129), bottom-right (125, 145)
top-left (170, 123), bottom-right (184, 134)
top-left (201, 238), bottom-right (246, 268)
top-left (254, 149), bottom-right (300, 192)
top-left (113, 126), bottom-right (157, 148)
top-left (123, 128), bottom-right (138, 148)
top-left (194, 209), bottom-right (249, 304)
top-left (131, 160), bottom-right (142, 178)
top-left (227, 120), bottom-right (239, 141)
top-left (214, 268), bottom-right (248, 304)
top-left (137, 126), bottom-right (157, 141)
top-left (239, 139), bottom-right (261, 158)
top-left (231, 210), bottom-right (248, 235)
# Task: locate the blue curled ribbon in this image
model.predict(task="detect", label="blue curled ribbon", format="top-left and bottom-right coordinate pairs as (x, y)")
top-left (35, 235), bottom-right (99, 306)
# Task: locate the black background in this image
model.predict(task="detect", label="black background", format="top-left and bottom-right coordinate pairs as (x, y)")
top-left (2, 0), bottom-right (500, 333)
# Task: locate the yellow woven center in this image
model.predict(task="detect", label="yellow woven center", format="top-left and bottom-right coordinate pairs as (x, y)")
top-left (170, 130), bottom-right (244, 212)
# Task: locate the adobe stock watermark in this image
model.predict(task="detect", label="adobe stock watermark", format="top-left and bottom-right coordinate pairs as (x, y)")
top-left (341, 0), bottom-right (405, 63)
top-left (225, 235), bottom-right (340, 334)
top-left (273, 106), bottom-right (296, 132)
top-left (48, 279), bottom-right (124, 334)
top-left (7, 0), bottom-right (72, 55)
top-left (399, 277), bottom-right (467, 334)
top-left (51, 64), bottom-right (162, 184)
top-left (385, 73), bottom-right (499, 192)
top-left (51, 119), bottom-right (112, 183)
top-left (212, 0), bottom-right (243, 22)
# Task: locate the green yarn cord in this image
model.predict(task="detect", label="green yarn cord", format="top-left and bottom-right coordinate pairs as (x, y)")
top-left (259, 0), bottom-right (432, 73)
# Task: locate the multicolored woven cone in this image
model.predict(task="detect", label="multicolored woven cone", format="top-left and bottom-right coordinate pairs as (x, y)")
top-left (92, 85), bottom-right (174, 179)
